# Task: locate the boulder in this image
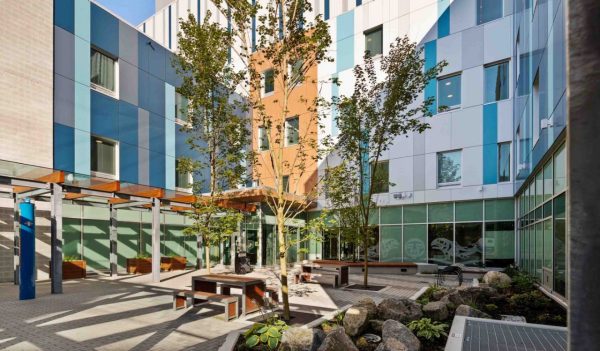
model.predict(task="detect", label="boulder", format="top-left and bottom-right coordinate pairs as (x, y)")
top-left (423, 301), bottom-right (449, 321)
top-left (317, 327), bottom-right (359, 351)
top-left (356, 297), bottom-right (378, 319)
top-left (455, 305), bottom-right (491, 319)
top-left (455, 286), bottom-right (497, 304)
top-left (281, 327), bottom-right (326, 351)
top-left (379, 320), bottom-right (420, 351)
top-left (446, 289), bottom-right (465, 306)
top-left (377, 298), bottom-right (423, 324)
top-left (344, 306), bottom-right (370, 336)
top-left (482, 271), bottom-right (512, 289)
top-left (369, 320), bottom-right (385, 334)
top-left (432, 288), bottom-right (449, 301)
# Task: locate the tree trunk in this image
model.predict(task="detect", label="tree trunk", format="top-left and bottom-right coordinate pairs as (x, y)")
top-left (197, 235), bottom-right (203, 270)
top-left (363, 227), bottom-right (369, 287)
top-left (206, 243), bottom-right (211, 274)
top-left (277, 208), bottom-right (291, 320)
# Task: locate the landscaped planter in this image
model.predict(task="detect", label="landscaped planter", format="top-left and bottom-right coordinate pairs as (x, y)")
top-left (160, 256), bottom-right (187, 271)
top-left (49, 259), bottom-right (87, 279)
top-left (126, 258), bottom-right (152, 274)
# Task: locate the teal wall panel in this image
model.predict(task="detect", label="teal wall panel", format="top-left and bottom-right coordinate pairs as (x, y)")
top-left (483, 103), bottom-right (498, 184)
top-left (74, 37), bottom-right (90, 86)
top-left (437, 0), bottom-right (450, 38)
top-left (74, 0), bottom-right (90, 41)
top-left (74, 129), bottom-right (91, 175)
top-left (424, 40), bottom-right (437, 115)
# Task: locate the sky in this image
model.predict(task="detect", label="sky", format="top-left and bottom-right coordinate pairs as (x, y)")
top-left (95, 0), bottom-right (155, 26)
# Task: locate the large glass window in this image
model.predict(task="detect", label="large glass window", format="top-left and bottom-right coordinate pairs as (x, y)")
top-left (290, 59), bottom-right (304, 84)
top-left (498, 142), bottom-right (510, 182)
top-left (175, 160), bottom-right (191, 189)
top-left (364, 26), bottom-right (383, 57)
top-left (485, 221), bottom-right (515, 267)
top-left (543, 159), bottom-right (553, 202)
top-left (484, 61), bottom-right (509, 103)
top-left (437, 74), bottom-right (461, 112)
top-left (175, 92), bottom-right (189, 121)
top-left (258, 126), bottom-right (269, 151)
top-left (380, 226), bottom-right (402, 262)
top-left (285, 116), bottom-right (299, 146)
top-left (358, 227), bottom-right (379, 262)
top-left (428, 223), bottom-right (454, 265)
top-left (437, 150), bottom-right (462, 186)
top-left (263, 69), bottom-right (274, 95)
top-left (553, 194), bottom-right (566, 296)
top-left (370, 161), bottom-right (389, 193)
top-left (477, 0), bottom-right (503, 24)
top-left (322, 229), bottom-right (339, 260)
top-left (90, 49), bottom-right (116, 93)
top-left (282, 175), bottom-right (290, 192)
top-left (403, 224), bottom-right (427, 262)
top-left (554, 144), bottom-right (566, 194)
top-left (404, 205), bottom-right (426, 224)
top-left (455, 223), bottom-right (483, 267)
top-left (91, 136), bottom-right (117, 176)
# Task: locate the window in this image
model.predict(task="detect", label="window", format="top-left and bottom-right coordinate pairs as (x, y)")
top-left (285, 116), bottom-right (299, 146)
top-left (289, 59), bottom-right (304, 84)
top-left (437, 74), bottom-right (461, 112)
top-left (263, 69), bottom-right (274, 95)
top-left (90, 48), bottom-right (116, 95)
top-left (258, 126), bottom-right (269, 151)
top-left (175, 160), bottom-right (192, 189)
top-left (477, 0), bottom-right (502, 25)
top-left (282, 175), bottom-right (290, 192)
top-left (91, 136), bottom-right (117, 177)
top-left (498, 142), bottom-right (510, 182)
top-left (484, 61), bottom-right (509, 103)
top-left (370, 161), bottom-right (389, 193)
top-left (175, 92), bottom-right (189, 121)
top-left (437, 150), bottom-right (461, 186)
top-left (364, 26), bottom-right (383, 57)
top-left (532, 71), bottom-right (540, 145)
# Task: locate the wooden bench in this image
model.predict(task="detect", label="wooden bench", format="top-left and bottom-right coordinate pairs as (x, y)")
top-left (172, 290), bottom-right (239, 321)
top-left (312, 260), bottom-right (418, 275)
top-left (301, 264), bottom-right (348, 288)
top-left (312, 272), bottom-right (339, 288)
top-left (265, 286), bottom-right (279, 305)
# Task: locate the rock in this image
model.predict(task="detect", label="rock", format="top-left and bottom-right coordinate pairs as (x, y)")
top-left (317, 327), bottom-right (359, 351)
top-left (377, 298), bottom-right (423, 324)
top-left (369, 320), bottom-right (385, 334)
top-left (455, 305), bottom-right (491, 319)
top-left (446, 290), bottom-right (465, 306)
top-left (432, 288), bottom-right (449, 301)
top-left (356, 297), bottom-right (378, 319)
top-left (281, 327), bottom-right (326, 351)
top-left (455, 286), bottom-right (497, 304)
top-left (423, 301), bottom-right (449, 321)
top-left (344, 306), bottom-right (370, 336)
top-left (356, 334), bottom-right (380, 351)
top-left (379, 320), bottom-right (420, 351)
top-left (482, 271), bottom-right (512, 289)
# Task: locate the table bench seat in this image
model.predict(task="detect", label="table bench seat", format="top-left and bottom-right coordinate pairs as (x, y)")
top-left (173, 290), bottom-right (239, 321)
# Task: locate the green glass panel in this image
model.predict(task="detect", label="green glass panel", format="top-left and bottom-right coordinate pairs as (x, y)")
top-left (380, 226), bottom-right (402, 262)
top-left (403, 224), bottom-right (427, 262)
top-left (554, 144), bottom-right (566, 195)
top-left (141, 211), bottom-right (152, 223)
top-left (164, 225), bottom-right (186, 258)
top-left (485, 198), bottom-right (514, 221)
top-left (117, 222), bottom-right (140, 269)
top-left (83, 219), bottom-right (109, 270)
top-left (543, 159), bottom-right (553, 201)
top-left (183, 235), bottom-right (198, 265)
top-left (306, 211), bottom-right (321, 221)
top-left (455, 222), bottom-right (483, 267)
top-left (428, 223), bottom-right (454, 265)
top-left (484, 221), bottom-right (515, 266)
top-left (165, 213), bottom-right (185, 225)
top-left (455, 201), bottom-right (483, 222)
top-left (381, 206), bottom-right (402, 224)
top-left (368, 208), bottom-right (379, 225)
top-left (141, 223), bottom-right (152, 256)
top-left (63, 218), bottom-right (82, 258)
top-left (535, 223), bottom-right (543, 280)
top-left (523, 228), bottom-right (529, 273)
top-left (83, 206), bottom-right (109, 220)
top-left (428, 203), bottom-right (454, 223)
top-left (63, 204), bottom-right (81, 218)
top-left (535, 172), bottom-right (543, 207)
top-left (543, 219), bottom-right (552, 269)
top-left (543, 201), bottom-right (552, 218)
top-left (404, 205), bottom-right (426, 223)
top-left (117, 209), bottom-right (140, 222)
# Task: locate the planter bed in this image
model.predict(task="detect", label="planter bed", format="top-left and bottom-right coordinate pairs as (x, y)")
top-left (50, 260), bottom-right (87, 279)
top-left (126, 258), bottom-right (152, 274)
top-left (160, 256), bottom-right (187, 271)
top-left (312, 259), bottom-right (418, 275)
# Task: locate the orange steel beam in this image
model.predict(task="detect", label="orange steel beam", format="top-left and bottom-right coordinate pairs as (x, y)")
top-left (64, 193), bottom-right (89, 200)
top-left (107, 198), bottom-right (131, 205)
top-left (89, 181), bottom-right (120, 192)
top-left (36, 171), bottom-right (65, 184)
top-left (12, 186), bottom-right (34, 194)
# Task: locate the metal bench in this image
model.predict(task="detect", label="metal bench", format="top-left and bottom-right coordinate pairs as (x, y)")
top-left (436, 265), bottom-right (464, 286)
top-left (172, 290), bottom-right (239, 321)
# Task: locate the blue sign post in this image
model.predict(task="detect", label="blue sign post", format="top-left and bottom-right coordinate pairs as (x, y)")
top-left (19, 200), bottom-right (35, 300)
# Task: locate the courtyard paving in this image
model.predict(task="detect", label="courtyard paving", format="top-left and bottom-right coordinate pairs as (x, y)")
top-left (0, 268), bottom-right (459, 351)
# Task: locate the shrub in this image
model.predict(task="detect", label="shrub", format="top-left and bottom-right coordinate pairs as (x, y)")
top-left (243, 314), bottom-right (289, 350)
top-left (407, 318), bottom-right (448, 343)
top-left (417, 285), bottom-right (446, 305)
top-left (63, 255), bottom-right (81, 262)
top-left (511, 272), bottom-right (537, 293)
top-left (135, 253), bottom-right (151, 259)
top-left (483, 304), bottom-right (498, 314)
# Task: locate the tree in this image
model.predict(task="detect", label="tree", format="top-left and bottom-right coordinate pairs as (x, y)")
top-left (324, 37), bottom-right (446, 287)
top-left (173, 12), bottom-right (250, 273)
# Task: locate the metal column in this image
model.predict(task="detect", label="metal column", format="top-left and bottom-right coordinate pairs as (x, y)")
top-left (13, 195), bottom-right (20, 285)
top-left (109, 204), bottom-right (118, 276)
top-left (567, 0), bottom-right (600, 348)
top-left (50, 183), bottom-right (63, 294)
top-left (151, 197), bottom-right (161, 282)
top-left (257, 206), bottom-right (263, 267)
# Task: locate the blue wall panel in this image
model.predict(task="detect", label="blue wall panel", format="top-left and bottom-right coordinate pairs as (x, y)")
top-left (91, 91), bottom-right (119, 140)
top-left (424, 40), bottom-right (437, 115)
top-left (483, 103), bottom-right (498, 184)
top-left (137, 33), bottom-right (151, 73)
top-left (54, 27), bottom-right (75, 80)
top-left (149, 151), bottom-right (166, 188)
top-left (149, 113), bottom-right (165, 154)
top-left (118, 101), bottom-right (138, 145)
top-left (91, 3), bottom-right (119, 56)
top-left (55, 0), bottom-right (75, 33)
top-left (120, 143), bottom-right (138, 183)
top-left (54, 74), bottom-right (75, 127)
top-left (438, 7), bottom-right (450, 38)
top-left (148, 46), bottom-right (167, 81)
top-left (54, 123), bottom-right (75, 172)
top-left (74, 82), bottom-right (91, 132)
top-left (74, 0), bottom-right (91, 41)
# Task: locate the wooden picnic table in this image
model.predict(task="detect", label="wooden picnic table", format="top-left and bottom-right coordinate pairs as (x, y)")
top-left (192, 274), bottom-right (266, 316)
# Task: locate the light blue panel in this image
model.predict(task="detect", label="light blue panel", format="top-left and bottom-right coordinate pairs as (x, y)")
top-left (165, 84), bottom-right (176, 189)
top-left (74, 36), bottom-right (90, 86)
top-left (437, 1), bottom-right (450, 38)
top-left (165, 116), bottom-right (175, 155)
top-left (74, 129), bottom-right (90, 175)
top-left (331, 74), bottom-right (339, 136)
top-left (424, 40), bottom-right (437, 115)
top-left (165, 155), bottom-right (175, 190)
top-left (74, 82), bottom-right (90, 132)
top-left (165, 83), bottom-right (175, 120)
top-left (74, 0), bottom-right (90, 41)
top-left (483, 103), bottom-right (498, 184)
top-left (336, 10), bottom-right (354, 72)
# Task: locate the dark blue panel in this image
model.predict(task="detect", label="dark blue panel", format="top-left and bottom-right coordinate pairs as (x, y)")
top-left (324, 0), bottom-right (330, 20)
top-left (438, 8), bottom-right (450, 38)
top-left (119, 142), bottom-right (138, 183)
top-left (91, 91), bottom-right (119, 140)
top-left (118, 101), bottom-right (138, 145)
top-left (91, 3), bottom-right (119, 56)
top-left (19, 202), bottom-right (36, 300)
top-left (149, 113), bottom-right (165, 154)
top-left (148, 45), bottom-right (167, 80)
top-left (138, 70), bottom-right (150, 111)
top-left (54, 0), bottom-right (75, 33)
top-left (165, 54), bottom-right (181, 87)
top-left (54, 123), bottom-right (75, 172)
top-left (147, 74), bottom-right (165, 115)
top-left (138, 33), bottom-right (151, 72)
top-left (149, 151), bottom-right (166, 188)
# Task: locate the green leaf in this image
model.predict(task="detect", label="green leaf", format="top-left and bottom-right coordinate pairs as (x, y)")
top-left (245, 335), bottom-right (259, 348)
top-left (267, 336), bottom-right (279, 350)
top-left (267, 327), bottom-right (281, 338)
top-left (260, 333), bottom-right (269, 343)
top-left (256, 326), bottom-right (268, 334)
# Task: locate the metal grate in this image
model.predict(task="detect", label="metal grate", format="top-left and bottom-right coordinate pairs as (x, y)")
top-left (462, 319), bottom-right (567, 351)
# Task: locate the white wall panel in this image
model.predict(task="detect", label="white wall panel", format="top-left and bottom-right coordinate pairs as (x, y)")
top-left (451, 105), bottom-right (483, 149)
top-left (425, 114), bottom-right (452, 154)
top-left (389, 156), bottom-right (413, 192)
top-left (461, 67), bottom-right (483, 108)
top-left (497, 99), bottom-right (513, 142)
top-left (483, 15), bottom-right (512, 64)
top-left (461, 146), bottom-right (483, 186)
top-left (437, 32), bottom-right (462, 74)
top-left (450, 0), bottom-right (476, 34)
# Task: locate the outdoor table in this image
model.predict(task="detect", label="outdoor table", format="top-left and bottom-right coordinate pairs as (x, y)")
top-left (192, 274), bottom-right (266, 316)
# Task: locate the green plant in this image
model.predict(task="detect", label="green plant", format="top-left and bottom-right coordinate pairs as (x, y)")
top-left (483, 304), bottom-right (498, 314)
top-left (135, 253), bottom-right (151, 259)
top-left (417, 285), bottom-right (446, 305)
top-left (511, 272), bottom-right (537, 293)
top-left (243, 314), bottom-right (289, 350)
top-left (63, 255), bottom-right (81, 262)
top-left (407, 318), bottom-right (448, 343)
